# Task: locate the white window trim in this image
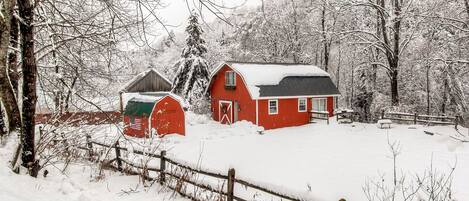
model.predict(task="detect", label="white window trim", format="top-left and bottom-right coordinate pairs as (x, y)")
top-left (268, 99), bottom-right (278, 115)
top-left (298, 98), bottom-right (307, 112)
top-left (225, 71), bottom-right (236, 86)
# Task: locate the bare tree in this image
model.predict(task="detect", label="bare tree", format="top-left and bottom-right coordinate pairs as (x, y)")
top-left (0, 0), bottom-right (21, 133)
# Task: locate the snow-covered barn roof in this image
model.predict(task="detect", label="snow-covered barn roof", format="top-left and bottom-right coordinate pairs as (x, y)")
top-left (125, 92), bottom-right (189, 116)
top-left (120, 68), bottom-right (172, 93)
top-left (209, 61), bottom-right (340, 99)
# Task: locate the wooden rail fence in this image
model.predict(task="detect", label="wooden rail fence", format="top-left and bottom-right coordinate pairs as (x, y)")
top-left (381, 111), bottom-right (461, 129)
top-left (310, 110), bottom-right (330, 124)
top-left (335, 110), bottom-right (358, 122)
top-left (81, 136), bottom-right (310, 201)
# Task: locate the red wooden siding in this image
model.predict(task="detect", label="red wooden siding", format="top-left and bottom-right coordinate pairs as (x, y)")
top-left (209, 64), bottom-right (337, 130)
top-left (258, 97), bottom-right (335, 129)
top-left (150, 96), bottom-right (185, 136)
top-left (210, 65), bottom-right (256, 124)
top-left (257, 98), bottom-right (310, 129)
top-left (327, 96), bottom-right (334, 117)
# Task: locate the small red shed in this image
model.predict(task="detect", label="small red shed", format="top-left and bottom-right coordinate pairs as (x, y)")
top-left (123, 92), bottom-right (186, 137)
top-left (207, 61), bottom-right (341, 130)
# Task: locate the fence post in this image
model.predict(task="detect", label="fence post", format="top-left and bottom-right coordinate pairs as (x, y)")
top-left (159, 150), bottom-right (166, 185)
top-left (455, 116), bottom-right (459, 129)
top-left (414, 113), bottom-right (418, 125)
top-left (227, 168), bottom-right (235, 201)
top-left (381, 110), bottom-right (385, 119)
top-left (86, 134), bottom-right (93, 160)
top-left (114, 141), bottom-right (123, 172)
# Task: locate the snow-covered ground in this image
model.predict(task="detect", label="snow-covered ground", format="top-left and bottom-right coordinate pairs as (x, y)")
top-left (93, 113), bottom-right (469, 201)
top-left (2, 114), bottom-right (468, 201)
top-left (0, 138), bottom-right (187, 201)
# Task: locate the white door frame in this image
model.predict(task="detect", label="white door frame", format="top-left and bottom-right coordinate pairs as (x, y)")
top-left (218, 100), bottom-right (233, 124)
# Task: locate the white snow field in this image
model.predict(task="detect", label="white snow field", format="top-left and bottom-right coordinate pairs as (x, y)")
top-left (0, 139), bottom-right (188, 201)
top-left (96, 113), bottom-right (468, 201)
top-left (1, 114), bottom-right (468, 201)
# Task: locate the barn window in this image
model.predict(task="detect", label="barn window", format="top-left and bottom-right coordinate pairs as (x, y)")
top-left (268, 99), bottom-right (278, 115)
top-left (312, 98), bottom-right (327, 112)
top-left (298, 98), bottom-right (307, 112)
top-left (225, 71), bottom-right (236, 87)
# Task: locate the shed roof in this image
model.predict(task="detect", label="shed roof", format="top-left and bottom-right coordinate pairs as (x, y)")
top-left (123, 100), bottom-right (155, 117)
top-left (120, 68), bottom-right (172, 93)
top-left (123, 92), bottom-right (188, 117)
top-left (209, 61), bottom-right (340, 99)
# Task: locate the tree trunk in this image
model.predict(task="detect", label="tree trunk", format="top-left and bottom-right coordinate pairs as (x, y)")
top-left (64, 74), bottom-right (78, 112)
top-left (18, 0), bottom-right (39, 177)
top-left (426, 66), bottom-right (430, 115)
top-left (0, 107), bottom-right (6, 137)
top-left (390, 68), bottom-right (399, 106)
top-left (0, 0), bottom-right (21, 133)
top-left (350, 63), bottom-right (355, 108)
top-left (336, 45), bottom-right (341, 88)
top-left (321, 4), bottom-right (329, 72)
top-left (8, 16), bottom-right (19, 95)
top-left (291, 0), bottom-right (300, 63)
top-left (390, 0), bottom-right (401, 106)
top-left (441, 78), bottom-right (448, 114)
top-left (377, 0), bottom-right (401, 106)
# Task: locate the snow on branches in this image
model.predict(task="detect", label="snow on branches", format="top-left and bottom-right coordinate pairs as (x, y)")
top-left (171, 12), bottom-right (210, 109)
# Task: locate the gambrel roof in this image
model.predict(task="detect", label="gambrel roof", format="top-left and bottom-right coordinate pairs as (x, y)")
top-left (209, 61), bottom-right (340, 99)
top-left (121, 68), bottom-right (172, 93)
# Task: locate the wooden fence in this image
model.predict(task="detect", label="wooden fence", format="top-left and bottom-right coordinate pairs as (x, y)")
top-left (310, 110), bottom-right (330, 124)
top-left (81, 136), bottom-right (310, 201)
top-left (335, 110), bottom-right (358, 122)
top-left (36, 111), bottom-right (121, 125)
top-left (381, 111), bottom-right (460, 128)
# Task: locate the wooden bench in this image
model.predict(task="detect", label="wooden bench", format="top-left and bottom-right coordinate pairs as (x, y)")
top-left (377, 119), bottom-right (392, 129)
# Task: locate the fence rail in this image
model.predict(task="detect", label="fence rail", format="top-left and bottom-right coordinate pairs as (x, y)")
top-left (82, 137), bottom-right (308, 201)
top-left (381, 111), bottom-right (460, 128)
top-left (335, 110), bottom-right (358, 122)
top-left (310, 110), bottom-right (330, 124)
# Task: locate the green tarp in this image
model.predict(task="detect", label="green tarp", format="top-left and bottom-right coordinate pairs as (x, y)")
top-left (123, 99), bottom-right (156, 117)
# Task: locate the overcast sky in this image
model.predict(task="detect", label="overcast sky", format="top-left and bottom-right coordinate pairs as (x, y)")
top-left (158, 0), bottom-right (261, 33)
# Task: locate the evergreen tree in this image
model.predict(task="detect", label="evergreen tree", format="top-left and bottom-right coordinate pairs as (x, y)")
top-left (353, 67), bottom-right (373, 122)
top-left (171, 12), bottom-right (210, 106)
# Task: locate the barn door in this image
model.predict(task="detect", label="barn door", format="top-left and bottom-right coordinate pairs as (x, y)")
top-left (219, 101), bottom-right (232, 124)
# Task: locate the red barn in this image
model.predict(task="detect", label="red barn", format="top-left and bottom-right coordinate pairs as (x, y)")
top-left (123, 92), bottom-right (186, 137)
top-left (207, 61), bottom-right (340, 130)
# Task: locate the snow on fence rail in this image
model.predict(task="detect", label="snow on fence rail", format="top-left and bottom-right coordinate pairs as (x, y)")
top-left (80, 136), bottom-right (314, 201)
top-left (381, 111), bottom-right (461, 128)
top-left (335, 110), bottom-right (358, 122)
